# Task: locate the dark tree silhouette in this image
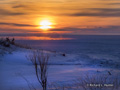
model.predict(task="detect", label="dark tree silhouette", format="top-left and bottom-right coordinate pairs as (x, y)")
top-left (27, 50), bottom-right (49, 90)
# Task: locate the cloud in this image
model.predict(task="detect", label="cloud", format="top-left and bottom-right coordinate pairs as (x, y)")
top-left (12, 4), bottom-right (26, 8)
top-left (48, 26), bottom-right (120, 31)
top-left (0, 9), bottom-right (26, 16)
top-left (49, 26), bottom-right (120, 35)
top-left (63, 8), bottom-right (120, 17)
top-left (0, 22), bottom-right (38, 27)
top-left (106, 3), bottom-right (120, 5)
top-left (49, 27), bottom-right (81, 31)
top-left (90, 8), bottom-right (120, 12)
top-left (0, 25), bottom-right (120, 36)
top-left (0, 21), bottom-right (120, 35)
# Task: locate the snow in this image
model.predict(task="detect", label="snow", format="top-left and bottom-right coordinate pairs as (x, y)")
top-left (0, 46), bottom-right (120, 90)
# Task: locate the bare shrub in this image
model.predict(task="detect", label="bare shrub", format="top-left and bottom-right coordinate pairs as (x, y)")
top-left (48, 74), bottom-right (120, 90)
top-left (27, 50), bottom-right (49, 90)
top-left (74, 74), bottom-right (120, 90)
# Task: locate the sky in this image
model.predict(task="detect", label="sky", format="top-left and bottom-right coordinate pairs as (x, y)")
top-left (0, 0), bottom-right (120, 40)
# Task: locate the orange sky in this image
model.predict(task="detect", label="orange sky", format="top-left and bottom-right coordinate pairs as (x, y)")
top-left (0, 0), bottom-right (120, 40)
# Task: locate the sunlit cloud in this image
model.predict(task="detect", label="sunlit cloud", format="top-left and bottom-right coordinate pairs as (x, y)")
top-left (0, 9), bottom-right (26, 16)
top-left (12, 4), bottom-right (26, 8)
top-left (0, 0), bottom-right (120, 36)
top-left (0, 26), bottom-right (120, 36)
top-left (0, 22), bottom-right (38, 27)
top-left (62, 8), bottom-right (120, 17)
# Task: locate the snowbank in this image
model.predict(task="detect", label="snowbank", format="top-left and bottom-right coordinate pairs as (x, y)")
top-left (0, 46), bottom-right (120, 90)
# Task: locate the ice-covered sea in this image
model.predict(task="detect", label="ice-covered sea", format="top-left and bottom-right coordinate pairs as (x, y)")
top-left (17, 35), bottom-right (120, 68)
top-left (17, 35), bottom-right (120, 53)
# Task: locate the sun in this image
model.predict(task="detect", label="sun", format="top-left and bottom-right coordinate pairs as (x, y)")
top-left (40, 20), bottom-right (52, 30)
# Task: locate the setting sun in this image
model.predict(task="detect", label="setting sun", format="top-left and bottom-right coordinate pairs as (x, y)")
top-left (40, 20), bottom-right (52, 30)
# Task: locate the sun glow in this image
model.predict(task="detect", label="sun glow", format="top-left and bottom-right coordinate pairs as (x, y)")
top-left (40, 20), bottom-right (52, 30)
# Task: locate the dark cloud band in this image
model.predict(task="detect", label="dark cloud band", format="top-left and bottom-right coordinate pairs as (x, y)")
top-left (0, 22), bottom-right (38, 27)
top-left (0, 9), bottom-right (26, 16)
top-left (64, 8), bottom-right (120, 17)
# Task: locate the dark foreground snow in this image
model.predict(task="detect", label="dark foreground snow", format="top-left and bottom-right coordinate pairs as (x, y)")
top-left (0, 46), bottom-right (120, 90)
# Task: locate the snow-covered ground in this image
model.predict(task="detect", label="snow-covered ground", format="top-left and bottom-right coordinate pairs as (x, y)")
top-left (0, 45), bottom-right (120, 90)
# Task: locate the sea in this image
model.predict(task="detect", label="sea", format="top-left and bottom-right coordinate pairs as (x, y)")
top-left (17, 35), bottom-right (120, 54)
top-left (17, 35), bottom-right (120, 67)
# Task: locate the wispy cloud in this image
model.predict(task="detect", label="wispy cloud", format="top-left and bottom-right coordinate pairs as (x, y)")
top-left (12, 4), bottom-right (26, 8)
top-left (0, 22), bottom-right (37, 27)
top-left (0, 9), bottom-right (26, 16)
top-left (1, 25), bottom-right (119, 35)
top-left (49, 26), bottom-right (120, 32)
top-left (62, 8), bottom-right (120, 17)
top-left (106, 3), bottom-right (120, 5)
